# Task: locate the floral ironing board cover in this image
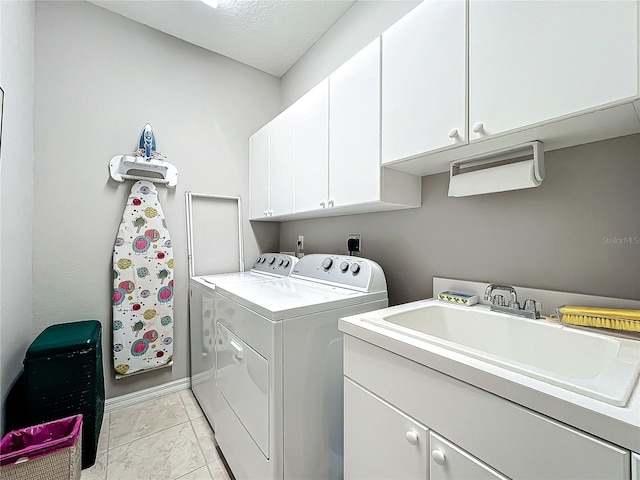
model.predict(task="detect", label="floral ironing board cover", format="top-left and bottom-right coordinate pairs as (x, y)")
top-left (112, 180), bottom-right (174, 376)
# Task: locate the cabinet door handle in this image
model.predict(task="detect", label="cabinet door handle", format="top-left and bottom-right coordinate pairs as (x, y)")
top-left (405, 431), bottom-right (419, 445)
top-left (328, 199), bottom-right (334, 208)
top-left (263, 210), bottom-right (268, 216)
top-left (448, 128), bottom-right (459, 139)
top-left (268, 210), bottom-right (273, 216)
top-left (229, 339), bottom-right (244, 359)
top-left (472, 122), bottom-right (485, 134)
top-left (431, 449), bottom-right (446, 465)
top-left (320, 201), bottom-right (326, 208)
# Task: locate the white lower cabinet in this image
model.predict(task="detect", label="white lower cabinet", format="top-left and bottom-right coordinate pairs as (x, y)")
top-left (429, 432), bottom-right (507, 480)
top-left (344, 336), bottom-right (633, 480)
top-left (344, 378), bottom-right (428, 480)
top-left (345, 377), bottom-right (506, 480)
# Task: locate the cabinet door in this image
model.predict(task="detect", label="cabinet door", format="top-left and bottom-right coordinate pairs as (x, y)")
top-left (469, 0), bottom-right (639, 139)
top-left (382, 0), bottom-right (466, 164)
top-left (344, 378), bottom-right (428, 480)
top-left (633, 453), bottom-right (640, 480)
top-left (294, 79), bottom-right (329, 213)
top-left (329, 38), bottom-right (381, 208)
top-left (269, 109), bottom-right (295, 216)
top-left (249, 124), bottom-right (270, 219)
top-left (430, 432), bottom-right (508, 480)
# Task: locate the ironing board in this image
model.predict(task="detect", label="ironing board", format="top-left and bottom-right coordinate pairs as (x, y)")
top-left (112, 180), bottom-right (174, 376)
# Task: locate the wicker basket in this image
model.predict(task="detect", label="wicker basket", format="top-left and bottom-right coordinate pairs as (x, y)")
top-left (0, 415), bottom-right (82, 480)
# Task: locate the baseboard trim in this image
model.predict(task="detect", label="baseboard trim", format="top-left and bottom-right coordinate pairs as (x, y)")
top-left (105, 377), bottom-right (191, 413)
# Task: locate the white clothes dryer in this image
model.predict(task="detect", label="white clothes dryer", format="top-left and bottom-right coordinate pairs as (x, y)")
top-left (189, 253), bottom-right (297, 430)
top-left (213, 254), bottom-right (388, 480)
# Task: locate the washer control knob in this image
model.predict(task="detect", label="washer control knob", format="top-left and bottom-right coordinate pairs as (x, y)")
top-left (340, 262), bottom-right (349, 272)
top-left (278, 259), bottom-right (284, 266)
top-left (282, 260), bottom-right (290, 268)
top-left (350, 263), bottom-right (361, 274)
top-left (268, 256), bottom-right (276, 265)
top-left (322, 258), bottom-right (333, 269)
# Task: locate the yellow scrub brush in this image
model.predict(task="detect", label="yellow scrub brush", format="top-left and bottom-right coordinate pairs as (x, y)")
top-left (557, 305), bottom-right (640, 333)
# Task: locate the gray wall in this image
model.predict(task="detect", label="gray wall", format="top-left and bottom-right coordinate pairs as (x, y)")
top-left (280, 135), bottom-right (640, 305)
top-left (33, 1), bottom-right (280, 400)
top-left (0, 1), bottom-right (35, 434)
top-left (280, 0), bottom-right (419, 107)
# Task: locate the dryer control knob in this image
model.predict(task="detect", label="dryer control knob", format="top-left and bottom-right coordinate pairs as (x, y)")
top-left (340, 262), bottom-right (349, 272)
top-left (268, 256), bottom-right (276, 265)
top-left (322, 258), bottom-right (333, 269)
top-left (350, 263), bottom-right (361, 274)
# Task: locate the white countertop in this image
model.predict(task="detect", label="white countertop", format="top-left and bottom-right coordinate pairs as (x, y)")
top-left (339, 298), bottom-right (640, 453)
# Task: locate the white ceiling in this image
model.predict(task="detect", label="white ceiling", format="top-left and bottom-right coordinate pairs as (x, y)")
top-left (88, 0), bottom-right (356, 77)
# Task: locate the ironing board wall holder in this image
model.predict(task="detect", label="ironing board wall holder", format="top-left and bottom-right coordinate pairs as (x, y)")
top-left (109, 124), bottom-right (178, 188)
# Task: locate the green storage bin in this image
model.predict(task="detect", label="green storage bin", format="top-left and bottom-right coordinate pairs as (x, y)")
top-left (24, 320), bottom-right (104, 469)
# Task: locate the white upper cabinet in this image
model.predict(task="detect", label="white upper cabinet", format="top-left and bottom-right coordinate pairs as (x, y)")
top-left (249, 110), bottom-right (295, 219)
top-left (382, 0), bottom-right (467, 164)
top-left (329, 38), bottom-right (382, 208)
top-left (294, 79), bottom-right (329, 213)
top-left (249, 124), bottom-right (270, 219)
top-left (251, 0), bottom-right (640, 199)
top-left (269, 108), bottom-right (295, 216)
top-left (469, 0), bottom-right (639, 139)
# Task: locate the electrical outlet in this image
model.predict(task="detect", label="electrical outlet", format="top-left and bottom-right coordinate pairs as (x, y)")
top-left (347, 234), bottom-right (361, 253)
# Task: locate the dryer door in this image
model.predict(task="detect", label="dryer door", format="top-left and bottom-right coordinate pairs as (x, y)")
top-left (216, 322), bottom-right (270, 458)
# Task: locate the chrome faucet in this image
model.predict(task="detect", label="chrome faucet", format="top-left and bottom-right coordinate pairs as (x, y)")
top-left (484, 283), bottom-right (540, 320)
top-left (484, 284), bottom-right (518, 307)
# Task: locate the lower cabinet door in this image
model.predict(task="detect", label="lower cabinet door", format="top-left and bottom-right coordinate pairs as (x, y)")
top-left (633, 453), bottom-right (640, 480)
top-left (344, 378), bottom-right (428, 480)
top-left (429, 432), bottom-right (508, 480)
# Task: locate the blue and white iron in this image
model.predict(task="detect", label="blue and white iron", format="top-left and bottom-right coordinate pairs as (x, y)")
top-left (108, 124), bottom-right (178, 187)
top-left (138, 123), bottom-right (157, 162)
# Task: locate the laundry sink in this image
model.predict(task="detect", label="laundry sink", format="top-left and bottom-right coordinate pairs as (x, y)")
top-left (361, 302), bottom-right (640, 406)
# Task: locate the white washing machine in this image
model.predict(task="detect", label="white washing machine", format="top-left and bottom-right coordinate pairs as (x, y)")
top-left (214, 254), bottom-right (388, 480)
top-left (189, 253), bottom-right (298, 430)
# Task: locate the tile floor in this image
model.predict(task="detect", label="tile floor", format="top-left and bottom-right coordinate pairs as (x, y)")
top-left (82, 390), bottom-right (233, 480)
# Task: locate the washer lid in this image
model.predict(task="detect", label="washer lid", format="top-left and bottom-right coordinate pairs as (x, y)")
top-left (216, 277), bottom-right (387, 320)
top-left (198, 271), bottom-right (275, 288)
top-left (191, 254), bottom-right (298, 288)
